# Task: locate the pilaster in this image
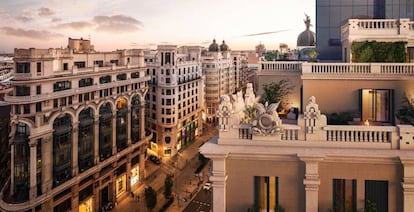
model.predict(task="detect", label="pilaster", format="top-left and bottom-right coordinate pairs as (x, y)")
top-left (400, 157), bottom-right (414, 212)
top-left (127, 106), bottom-right (131, 146)
top-left (112, 113), bottom-right (117, 155)
top-left (10, 143), bottom-right (14, 196)
top-left (42, 135), bottom-right (53, 194)
top-left (209, 153), bottom-right (228, 212)
top-left (71, 184), bottom-right (79, 212)
top-left (72, 122), bottom-right (79, 177)
top-left (299, 155), bottom-right (324, 212)
top-left (140, 104), bottom-right (145, 140)
top-left (29, 139), bottom-right (38, 200)
top-left (94, 116), bottom-right (99, 164)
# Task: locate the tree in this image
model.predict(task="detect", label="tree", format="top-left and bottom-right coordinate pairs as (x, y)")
top-left (242, 106), bottom-right (257, 123)
top-left (164, 174), bottom-right (174, 200)
top-left (145, 186), bottom-right (157, 210)
top-left (261, 79), bottom-right (295, 111)
top-left (397, 95), bottom-right (414, 125)
top-left (303, 49), bottom-right (319, 62)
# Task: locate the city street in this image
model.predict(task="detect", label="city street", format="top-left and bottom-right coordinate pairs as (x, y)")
top-left (183, 189), bottom-right (212, 212)
top-left (113, 125), bottom-right (217, 212)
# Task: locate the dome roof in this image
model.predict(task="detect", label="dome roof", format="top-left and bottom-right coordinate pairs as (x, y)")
top-left (220, 40), bottom-right (229, 51)
top-left (208, 39), bottom-right (219, 52)
top-left (297, 14), bottom-right (316, 47)
top-left (297, 30), bottom-right (315, 47)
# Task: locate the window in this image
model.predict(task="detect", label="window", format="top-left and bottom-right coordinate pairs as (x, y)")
top-left (63, 63), bottom-right (68, 71)
top-left (94, 60), bottom-right (104, 67)
top-left (117, 74), bottom-right (127, 81)
top-left (53, 99), bottom-right (58, 108)
top-left (165, 136), bottom-right (171, 144)
top-left (79, 78), bottom-right (93, 87)
top-left (100, 76), bottom-right (111, 84)
top-left (53, 81), bottom-right (71, 92)
top-left (16, 62), bottom-right (30, 73)
top-left (37, 62), bottom-right (41, 73)
top-left (36, 102), bottom-right (42, 112)
top-left (23, 104), bottom-right (30, 114)
top-left (36, 85), bottom-right (41, 95)
top-left (332, 179), bottom-right (356, 212)
top-left (16, 86), bottom-right (30, 96)
top-left (361, 89), bottom-right (393, 123)
top-left (131, 72), bottom-right (140, 78)
top-left (74, 61), bottom-right (86, 68)
top-left (110, 60), bottom-right (119, 65)
top-left (254, 176), bottom-right (279, 211)
top-left (365, 180), bottom-right (388, 212)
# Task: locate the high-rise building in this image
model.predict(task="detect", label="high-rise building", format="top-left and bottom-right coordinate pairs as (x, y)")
top-left (144, 45), bottom-right (204, 158)
top-left (316, 0), bottom-right (414, 61)
top-left (0, 38), bottom-right (151, 211)
top-left (202, 39), bottom-right (238, 123)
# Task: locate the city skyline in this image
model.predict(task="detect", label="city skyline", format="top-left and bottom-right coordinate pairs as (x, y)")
top-left (0, 0), bottom-right (315, 52)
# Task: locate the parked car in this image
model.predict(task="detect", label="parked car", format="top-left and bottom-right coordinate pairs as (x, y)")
top-left (203, 182), bottom-right (212, 190)
top-left (149, 155), bottom-right (161, 165)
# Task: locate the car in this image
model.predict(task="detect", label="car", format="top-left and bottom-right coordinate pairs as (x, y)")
top-left (149, 155), bottom-right (161, 165)
top-left (203, 182), bottom-right (212, 190)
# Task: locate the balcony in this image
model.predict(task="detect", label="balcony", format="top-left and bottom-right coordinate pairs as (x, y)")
top-left (4, 75), bottom-right (150, 104)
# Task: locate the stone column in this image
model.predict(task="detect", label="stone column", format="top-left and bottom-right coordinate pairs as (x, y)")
top-left (42, 135), bottom-right (53, 194)
top-left (209, 153), bottom-right (228, 212)
top-left (300, 155), bottom-right (324, 212)
top-left (140, 104), bottom-right (145, 140)
top-left (400, 157), bottom-right (414, 212)
top-left (140, 148), bottom-right (146, 180)
top-left (71, 184), bottom-right (80, 212)
top-left (29, 139), bottom-right (38, 200)
top-left (72, 122), bottom-right (79, 177)
top-left (126, 154), bottom-right (131, 192)
top-left (10, 143), bottom-right (14, 196)
top-left (127, 106), bottom-right (131, 146)
top-left (112, 113), bottom-right (117, 155)
top-left (94, 115), bottom-right (100, 164)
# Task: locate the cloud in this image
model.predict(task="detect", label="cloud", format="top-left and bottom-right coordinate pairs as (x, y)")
top-left (51, 17), bottom-right (61, 22)
top-left (93, 15), bottom-right (142, 32)
top-left (38, 7), bottom-right (55, 16)
top-left (15, 9), bottom-right (34, 22)
top-left (0, 27), bottom-right (64, 40)
top-left (55, 21), bottom-right (94, 30)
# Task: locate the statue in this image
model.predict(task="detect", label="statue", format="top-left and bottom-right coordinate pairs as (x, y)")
top-left (304, 13), bottom-right (312, 30)
top-left (251, 102), bottom-right (282, 135)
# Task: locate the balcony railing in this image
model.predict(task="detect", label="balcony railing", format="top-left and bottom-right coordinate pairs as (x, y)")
top-left (341, 18), bottom-right (414, 39)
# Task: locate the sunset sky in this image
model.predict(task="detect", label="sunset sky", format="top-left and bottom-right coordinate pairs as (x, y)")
top-left (0, 0), bottom-right (315, 52)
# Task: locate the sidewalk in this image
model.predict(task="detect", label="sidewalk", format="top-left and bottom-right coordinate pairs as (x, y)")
top-left (113, 125), bottom-right (217, 212)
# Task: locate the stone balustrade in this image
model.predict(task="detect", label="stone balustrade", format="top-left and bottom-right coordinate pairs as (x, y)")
top-left (323, 125), bottom-right (395, 143)
top-left (341, 18), bottom-right (414, 37)
top-left (257, 61), bottom-right (414, 79)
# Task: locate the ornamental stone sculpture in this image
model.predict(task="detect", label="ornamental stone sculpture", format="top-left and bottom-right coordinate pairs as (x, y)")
top-left (252, 101), bottom-right (282, 135)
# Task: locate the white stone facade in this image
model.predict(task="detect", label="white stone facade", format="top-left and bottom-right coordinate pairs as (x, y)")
top-left (0, 39), bottom-right (151, 212)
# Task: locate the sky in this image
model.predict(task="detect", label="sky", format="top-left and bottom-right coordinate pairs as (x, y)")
top-left (0, 0), bottom-right (315, 53)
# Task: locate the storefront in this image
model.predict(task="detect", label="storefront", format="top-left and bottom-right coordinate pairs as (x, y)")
top-left (79, 197), bottom-right (93, 212)
top-left (130, 164), bottom-right (140, 188)
top-left (116, 174), bottom-right (126, 198)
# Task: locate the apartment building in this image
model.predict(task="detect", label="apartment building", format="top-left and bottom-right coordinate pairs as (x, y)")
top-left (200, 83), bottom-right (414, 212)
top-left (0, 38), bottom-right (151, 212)
top-left (317, 0), bottom-right (414, 60)
top-left (203, 40), bottom-right (237, 123)
top-left (144, 45), bottom-right (204, 158)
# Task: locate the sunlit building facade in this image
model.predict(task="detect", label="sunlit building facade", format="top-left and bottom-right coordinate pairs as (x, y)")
top-left (0, 38), bottom-right (151, 212)
top-left (145, 45), bottom-right (204, 158)
top-left (202, 40), bottom-right (237, 123)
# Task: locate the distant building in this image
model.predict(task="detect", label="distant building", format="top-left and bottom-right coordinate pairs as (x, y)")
top-left (144, 45), bottom-right (204, 158)
top-left (1, 38), bottom-right (150, 211)
top-left (316, 0), bottom-right (414, 61)
top-left (202, 40), bottom-right (241, 123)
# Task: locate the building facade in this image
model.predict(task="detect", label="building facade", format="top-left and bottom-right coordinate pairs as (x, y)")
top-left (0, 38), bottom-right (151, 212)
top-left (202, 40), bottom-right (238, 123)
top-left (317, 0), bottom-right (414, 61)
top-left (200, 84), bottom-right (414, 212)
top-left (144, 45), bottom-right (204, 158)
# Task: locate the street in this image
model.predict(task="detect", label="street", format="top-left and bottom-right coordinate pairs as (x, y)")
top-left (113, 125), bottom-right (217, 212)
top-left (183, 189), bottom-right (212, 212)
